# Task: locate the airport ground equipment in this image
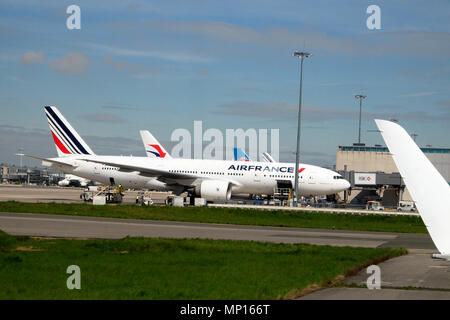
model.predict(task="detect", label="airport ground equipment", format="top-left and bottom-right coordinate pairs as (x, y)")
top-left (171, 196), bottom-right (184, 207)
top-left (93, 195), bottom-right (106, 205)
top-left (80, 185), bottom-right (123, 204)
top-left (135, 191), bottom-right (154, 206)
top-left (366, 201), bottom-right (384, 211)
top-left (397, 200), bottom-right (417, 212)
top-left (274, 187), bottom-right (291, 201)
top-left (194, 197), bottom-right (206, 206)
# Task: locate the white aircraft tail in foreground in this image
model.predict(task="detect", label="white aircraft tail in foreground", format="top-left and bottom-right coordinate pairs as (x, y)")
top-left (375, 119), bottom-right (450, 261)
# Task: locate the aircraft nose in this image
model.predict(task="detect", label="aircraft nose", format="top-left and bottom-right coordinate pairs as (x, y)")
top-left (343, 179), bottom-right (351, 189)
top-left (335, 179), bottom-right (350, 192)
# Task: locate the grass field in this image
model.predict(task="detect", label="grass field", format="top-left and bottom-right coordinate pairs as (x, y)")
top-left (0, 201), bottom-right (427, 233)
top-left (0, 231), bottom-right (405, 299)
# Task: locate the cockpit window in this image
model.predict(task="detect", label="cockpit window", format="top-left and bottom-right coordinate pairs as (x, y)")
top-left (333, 175), bottom-right (344, 179)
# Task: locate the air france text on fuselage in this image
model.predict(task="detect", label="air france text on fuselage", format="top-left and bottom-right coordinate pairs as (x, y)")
top-left (228, 164), bottom-right (300, 173)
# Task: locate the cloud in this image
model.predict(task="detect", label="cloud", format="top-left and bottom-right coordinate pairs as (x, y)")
top-left (21, 51), bottom-right (44, 65)
top-left (436, 100), bottom-right (450, 109)
top-left (101, 103), bottom-right (142, 111)
top-left (240, 87), bottom-right (267, 93)
top-left (8, 76), bottom-right (24, 83)
top-left (80, 113), bottom-right (124, 123)
top-left (194, 68), bottom-right (212, 77)
top-left (49, 52), bottom-right (89, 75)
top-left (87, 43), bottom-right (212, 63)
top-left (214, 101), bottom-right (450, 123)
top-left (103, 55), bottom-right (143, 72)
top-left (0, 124), bottom-right (55, 165)
top-left (102, 55), bottom-right (162, 78)
top-left (82, 135), bottom-right (143, 156)
top-left (151, 22), bottom-right (450, 57)
top-left (156, 21), bottom-right (260, 44)
top-left (214, 101), bottom-right (355, 121)
top-left (398, 91), bottom-right (438, 98)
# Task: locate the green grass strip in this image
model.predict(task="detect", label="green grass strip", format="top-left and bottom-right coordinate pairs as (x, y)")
top-left (0, 201), bottom-right (426, 233)
top-left (0, 230), bottom-right (406, 299)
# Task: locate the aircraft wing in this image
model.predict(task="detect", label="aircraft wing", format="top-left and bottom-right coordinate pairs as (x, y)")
top-left (80, 158), bottom-right (242, 188)
top-left (17, 154), bottom-right (76, 168)
top-left (80, 158), bottom-right (198, 180)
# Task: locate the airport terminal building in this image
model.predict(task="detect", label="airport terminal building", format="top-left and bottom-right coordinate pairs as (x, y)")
top-left (1, 164), bottom-right (63, 185)
top-left (336, 145), bottom-right (450, 206)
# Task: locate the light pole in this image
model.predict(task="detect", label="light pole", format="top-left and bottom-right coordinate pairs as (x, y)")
top-left (18, 147), bottom-right (24, 168)
top-left (293, 51), bottom-right (312, 207)
top-left (355, 94), bottom-right (366, 144)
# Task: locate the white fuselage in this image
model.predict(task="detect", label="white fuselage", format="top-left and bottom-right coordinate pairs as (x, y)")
top-left (44, 155), bottom-right (350, 196)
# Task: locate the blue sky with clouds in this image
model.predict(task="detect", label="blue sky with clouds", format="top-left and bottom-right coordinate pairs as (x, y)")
top-left (1, 0), bottom-right (449, 166)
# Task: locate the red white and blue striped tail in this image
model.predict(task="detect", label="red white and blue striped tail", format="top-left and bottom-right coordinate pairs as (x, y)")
top-left (44, 106), bottom-right (95, 157)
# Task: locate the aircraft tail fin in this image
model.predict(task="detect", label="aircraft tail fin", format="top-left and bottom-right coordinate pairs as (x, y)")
top-left (233, 148), bottom-right (250, 161)
top-left (261, 152), bottom-right (275, 163)
top-left (44, 106), bottom-right (95, 157)
top-left (139, 130), bottom-right (171, 159)
top-left (375, 119), bottom-right (450, 256)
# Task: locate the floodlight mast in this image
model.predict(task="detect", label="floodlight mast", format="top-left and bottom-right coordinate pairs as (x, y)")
top-left (355, 94), bottom-right (367, 144)
top-left (293, 51), bottom-right (312, 207)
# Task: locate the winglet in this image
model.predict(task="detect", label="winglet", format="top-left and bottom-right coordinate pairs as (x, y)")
top-left (375, 119), bottom-right (450, 257)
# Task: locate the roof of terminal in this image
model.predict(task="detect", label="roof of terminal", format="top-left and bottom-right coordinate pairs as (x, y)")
top-left (339, 146), bottom-right (450, 154)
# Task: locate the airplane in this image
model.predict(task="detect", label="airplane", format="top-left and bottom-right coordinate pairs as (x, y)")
top-left (141, 134), bottom-right (275, 200)
top-left (21, 106), bottom-right (350, 201)
top-left (375, 119), bottom-right (450, 261)
top-left (58, 174), bottom-right (90, 187)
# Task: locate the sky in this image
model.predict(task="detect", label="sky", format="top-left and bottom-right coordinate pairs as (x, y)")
top-left (1, 0), bottom-right (449, 167)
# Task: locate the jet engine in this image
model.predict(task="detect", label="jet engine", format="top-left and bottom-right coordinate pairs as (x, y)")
top-left (196, 180), bottom-right (232, 201)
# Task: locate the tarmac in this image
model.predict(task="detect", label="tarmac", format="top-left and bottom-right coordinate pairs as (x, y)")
top-left (0, 185), bottom-right (420, 216)
top-left (300, 252), bottom-right (450, 299)
top-left (0, 212), bottom-right (436, 248)
top-left (0, 185), bottom-right (168, 204)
